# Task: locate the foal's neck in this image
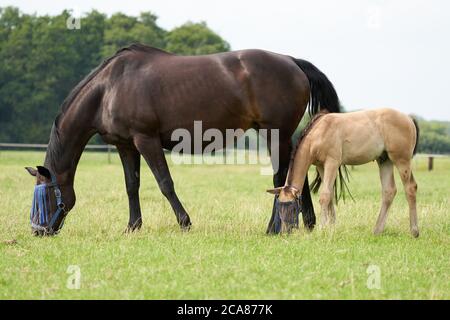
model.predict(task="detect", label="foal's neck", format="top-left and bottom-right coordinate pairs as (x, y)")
top-left (286, 139), bottom-right (313, 192)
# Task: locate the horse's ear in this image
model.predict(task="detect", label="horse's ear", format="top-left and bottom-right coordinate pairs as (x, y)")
top-left (25, 167), bottom-right (37, 177)
top-left (266, 187), bottom-right (282, 195)
top-left (36, 166), bottom-right (52, 180)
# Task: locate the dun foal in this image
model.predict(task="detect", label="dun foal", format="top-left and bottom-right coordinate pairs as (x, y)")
top-left (268, 108), bottom-right (420, 237)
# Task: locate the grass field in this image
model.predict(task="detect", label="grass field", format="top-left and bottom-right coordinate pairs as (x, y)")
top-left (0, 150), bottom-right (449, 299)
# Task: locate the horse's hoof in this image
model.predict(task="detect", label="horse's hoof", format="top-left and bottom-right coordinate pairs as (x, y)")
top-left (180, 222), bottom-right (192, 232)
top-left (178, 215), bottom-right (191, 231)
top-left (181, 226), bottom-right (191, 232)
top-left (124, 221), bottom-right (142, 234)
top-left (304, 223), bottom-right (315, 232)
top-left (266, 226), bottom-right (281, 235)
top-left (411, 228), bottom-right (419, 238)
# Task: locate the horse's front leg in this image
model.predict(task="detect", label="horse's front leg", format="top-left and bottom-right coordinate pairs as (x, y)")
top-left (133, 134), bottom-right (192, 230)
top-left (117, 144), bottom-right (142, 232)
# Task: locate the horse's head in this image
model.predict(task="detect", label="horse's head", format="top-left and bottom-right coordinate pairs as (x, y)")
top-left (25, 166), bottom-right (70, 236)
top-left (267, 186), bottom-right (301, 234)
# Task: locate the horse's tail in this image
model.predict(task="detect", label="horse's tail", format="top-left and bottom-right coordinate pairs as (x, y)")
top-left (309, 165), bottom-right (353, 204)
top-left (292, 58), bottom-right (341, 115)
top-left (310, 169), bottom-right (322, 194)
top-left (411, 116), bottom-right (420, 156)
top-left (290, 58), bottom-right (340, 230)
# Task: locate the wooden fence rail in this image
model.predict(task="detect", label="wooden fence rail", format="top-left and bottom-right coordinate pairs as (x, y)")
top-left (0, 143), bottom-right (116, 163)
top-left (1, 143), bottom-right (449, 169)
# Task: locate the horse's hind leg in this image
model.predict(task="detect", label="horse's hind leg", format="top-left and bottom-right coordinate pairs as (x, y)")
top-left (394, 160), bottom-right (419, 237)
top-left (374, 159), bottom-right (396, 235)
top-left (117, 144), bottom-right (142, 232)
top-left (133, 134), bottom-right (192, 230)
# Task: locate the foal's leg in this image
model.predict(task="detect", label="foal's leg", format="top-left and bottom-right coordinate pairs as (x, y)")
top-left (395, 160), bottom-right (419, 237)
top-left (328, 196), bottom-right (336, 225)
top-left (117, 144), bottom-right (142, 232)
top-left (373, 159), bottom-right (397, 235)
top-left (317, 166), bottom-right (336, 225)
top-left (133, 134), bottom-right (192, 230)
top-left (319, 160), bottom-right (339, 227)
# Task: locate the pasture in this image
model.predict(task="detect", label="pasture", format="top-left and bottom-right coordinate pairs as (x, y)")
top-left (0, 150), bottom-right (449, 299)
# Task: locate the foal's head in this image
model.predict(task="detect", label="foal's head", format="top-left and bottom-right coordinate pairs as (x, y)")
top-left (267, 186), bottom-right (301, 234)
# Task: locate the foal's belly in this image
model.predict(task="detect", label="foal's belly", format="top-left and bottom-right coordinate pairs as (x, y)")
top-left (341, 132), bottom-right (385, 165)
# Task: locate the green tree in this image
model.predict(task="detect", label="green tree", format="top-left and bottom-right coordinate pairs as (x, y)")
top-left (0, 8), bottom-right (231, 143)
top-left (417, 119), bottom-right (450, 154)
top-left (102, 12), bottom-right (166, 58)
top-left (0, 8), bottom-right (108, 142)
top-left (165, 22), bottom-right (230, 55)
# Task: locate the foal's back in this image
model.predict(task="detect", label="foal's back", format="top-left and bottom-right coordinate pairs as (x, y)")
top-left (308, 108), bottom-right (417, 165)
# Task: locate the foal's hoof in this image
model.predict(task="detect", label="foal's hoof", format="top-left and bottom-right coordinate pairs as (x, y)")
top-left (411, 228), bottom-right (419, 238)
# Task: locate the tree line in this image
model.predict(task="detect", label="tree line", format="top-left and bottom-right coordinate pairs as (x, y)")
top-left (0, 7), bottom-right (449, 154)
top-left (0, 7), bottom-right (229, 143)
top-left (416, 118), bottom-right (450, 154)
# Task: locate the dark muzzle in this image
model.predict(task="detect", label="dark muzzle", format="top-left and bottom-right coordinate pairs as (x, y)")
top-left (274, 197), bottom-right (301, 234)
top-left (30, 177), bottom-right (67, 236)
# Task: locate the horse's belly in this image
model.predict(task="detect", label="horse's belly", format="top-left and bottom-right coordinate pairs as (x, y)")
top-left (160, 120), bottom-right (254, 153)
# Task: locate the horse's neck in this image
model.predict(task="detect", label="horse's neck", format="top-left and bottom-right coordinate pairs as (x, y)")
top-left (44, 111), bottom-right (97, 187)
top-left (286, 140), bottom-right (312, 191)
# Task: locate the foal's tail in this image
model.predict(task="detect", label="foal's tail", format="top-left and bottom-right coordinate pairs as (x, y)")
top-left (411, 117), bottom-right (420, 156)
top-left (292, 58), bottom-right (341, 115)
top-left (310, 165), bottom-right (353, 203)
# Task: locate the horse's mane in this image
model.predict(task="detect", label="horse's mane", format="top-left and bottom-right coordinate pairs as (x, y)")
top-left (58, 43), bottom-right (165, 116)
top-left (46, 43), bottom-right (166, 169)
top-left (288, 110), bottom-right (328, 172)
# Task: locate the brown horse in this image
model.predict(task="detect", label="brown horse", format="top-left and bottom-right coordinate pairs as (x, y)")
top-left (25, 43), bottom-right (340, 235)
top-left (268, 108), bottom-right (420, 237)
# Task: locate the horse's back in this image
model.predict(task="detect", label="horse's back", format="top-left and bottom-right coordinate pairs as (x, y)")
top-left (98, 46), bottom-right (310, 145)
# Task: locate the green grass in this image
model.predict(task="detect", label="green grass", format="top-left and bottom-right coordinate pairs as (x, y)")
top-left (0, 150), bottom-right (449, 299)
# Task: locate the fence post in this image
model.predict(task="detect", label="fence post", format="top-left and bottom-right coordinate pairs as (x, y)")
top-left (428, 156), bottom-right (434, 171)
top-left (107, 145), bottom-right (111, 164)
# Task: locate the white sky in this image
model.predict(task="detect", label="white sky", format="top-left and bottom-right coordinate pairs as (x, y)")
top-left (2, 0), bottom-right (450, 120)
